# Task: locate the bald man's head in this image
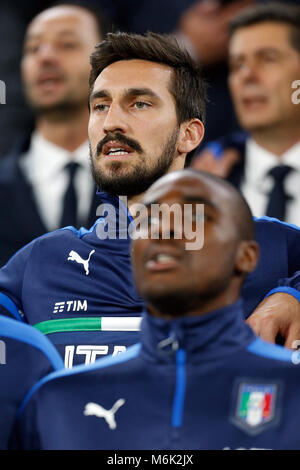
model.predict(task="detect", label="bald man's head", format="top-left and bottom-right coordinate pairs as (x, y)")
top-left (21, 3), bottom-right (104, 114)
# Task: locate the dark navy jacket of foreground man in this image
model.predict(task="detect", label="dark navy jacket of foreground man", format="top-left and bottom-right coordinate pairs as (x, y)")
top-left (0, 192), bottom-right (300, 366)
top-left (14, 300), bottom-right (300, 450)
top-left (0, 315), bottom-right (63, 449)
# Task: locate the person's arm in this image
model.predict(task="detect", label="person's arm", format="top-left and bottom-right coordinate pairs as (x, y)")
top-left (246, 222), bottom-right (300, 349)
top-left (0, 240), bottom-right (36, 322)
top-left (246, 291), bottom-right (300, 349)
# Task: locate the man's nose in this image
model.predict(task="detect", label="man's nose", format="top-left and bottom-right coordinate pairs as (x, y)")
top-left (36, 43), bottom-right (59, 64)
top-left (103, 103), bottom-right (129, 134)
top-left (238, 60), bottom-right (260, 83)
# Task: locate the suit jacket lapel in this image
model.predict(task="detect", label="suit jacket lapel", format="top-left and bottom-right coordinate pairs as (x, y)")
top-left (226, 133), bottom-right (247, 189)
top-left (13, 155), bottom-right (48, 238)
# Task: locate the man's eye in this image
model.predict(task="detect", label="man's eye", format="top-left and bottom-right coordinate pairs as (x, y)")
top-left (263, 54), bottom-right (278, 63)
top-left (59, 42), bottom-right (78, 49)
top-left (133, 101), bottom-right (150, 109)
top-left (94, 104), bottom-right (109, 112)
top-left (229, 61), bottom-right (243, 73)
top-left (24, 44), bottom-right (39, 54)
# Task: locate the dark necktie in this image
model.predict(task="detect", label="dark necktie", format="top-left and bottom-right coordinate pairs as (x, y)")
top-left (265, 165), bottom-right (293, 221)
top-left (60, 162), bottom-right (80, 228)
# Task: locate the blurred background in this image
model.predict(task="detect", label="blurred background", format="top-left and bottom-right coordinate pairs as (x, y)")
top-left (1, 0), bottom-right (299, 158)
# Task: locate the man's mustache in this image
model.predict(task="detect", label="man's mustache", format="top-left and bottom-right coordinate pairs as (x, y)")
top-left (96, 132), bottom-right (143, 156)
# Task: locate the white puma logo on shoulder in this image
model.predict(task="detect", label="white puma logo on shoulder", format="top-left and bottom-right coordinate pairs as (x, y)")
top-left (67, 249), bottom-right (95, 275)
top-left (84, 399), bottom-right (125, 430)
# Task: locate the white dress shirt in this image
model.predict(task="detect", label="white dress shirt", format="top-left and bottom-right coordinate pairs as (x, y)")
top-left (241, 139), bottom-right (300, 226)
top-left (20, 131), bottom-right (95, 231)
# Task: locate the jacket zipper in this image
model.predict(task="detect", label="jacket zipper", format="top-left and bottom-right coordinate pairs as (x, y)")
top-left (171, 348), bottom-right (186, 428)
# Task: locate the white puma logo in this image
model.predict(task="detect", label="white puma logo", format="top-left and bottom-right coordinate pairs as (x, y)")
top-left (84, 399), bottom-right (125, 430)
top-left (67, 249), bottom-right (95, 275)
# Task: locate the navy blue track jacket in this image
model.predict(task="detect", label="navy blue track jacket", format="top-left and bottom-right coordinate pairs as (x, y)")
top-left (0, 192), bottom-right (300, 366)
top-left (0, 315), bottom-right (64, 449)
top-left (14, 300), bottom-right (300, 450)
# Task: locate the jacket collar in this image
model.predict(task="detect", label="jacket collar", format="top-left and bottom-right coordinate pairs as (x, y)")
top-left (140, 299), bottom-right (256, 364)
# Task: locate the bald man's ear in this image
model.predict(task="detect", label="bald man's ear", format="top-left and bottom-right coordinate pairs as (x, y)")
top-left (177, 119), bottom-right (205, 155)
top-left (235, 241), bottom-right (259, 275)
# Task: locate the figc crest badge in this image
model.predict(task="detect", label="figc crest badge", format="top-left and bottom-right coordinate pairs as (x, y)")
top-left (233, 382), bottom-right (278, 435)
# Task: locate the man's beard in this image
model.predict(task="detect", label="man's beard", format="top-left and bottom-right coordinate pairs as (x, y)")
top-left (24, 80), bottom-right (87, 119)
top-left (90, 128), bottom-right (179, 197)
top-left (140, 260), bottom-right (237, 318)
top-left (28, 99), bottom-right (84, 119)
top-left (144, 276), bottom-right (233, 318)
top-left (146, 290), bottom-right (202, 318)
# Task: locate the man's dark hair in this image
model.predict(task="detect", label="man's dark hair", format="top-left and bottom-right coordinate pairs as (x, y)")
top-left (89, 31), bottom-right (206, 125)
top-left (229, 2), bottom-right (300, 54)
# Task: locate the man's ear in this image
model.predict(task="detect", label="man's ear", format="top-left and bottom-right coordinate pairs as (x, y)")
top-left (235, 240), bottom-right (259, 275)
top-left (177, 119), bottom-right (205, 155)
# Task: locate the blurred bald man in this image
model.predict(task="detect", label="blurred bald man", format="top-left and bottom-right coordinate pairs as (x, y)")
top-left (0, 3), bottom-right (107, 265)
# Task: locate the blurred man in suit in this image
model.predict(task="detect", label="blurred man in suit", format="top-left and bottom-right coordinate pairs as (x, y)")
top-left (191, 2), bottom-right (300, 225)
top-left (175, 0), bottom-right (254, 145)
top-left (0, 3), bottom-right (106, 266)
